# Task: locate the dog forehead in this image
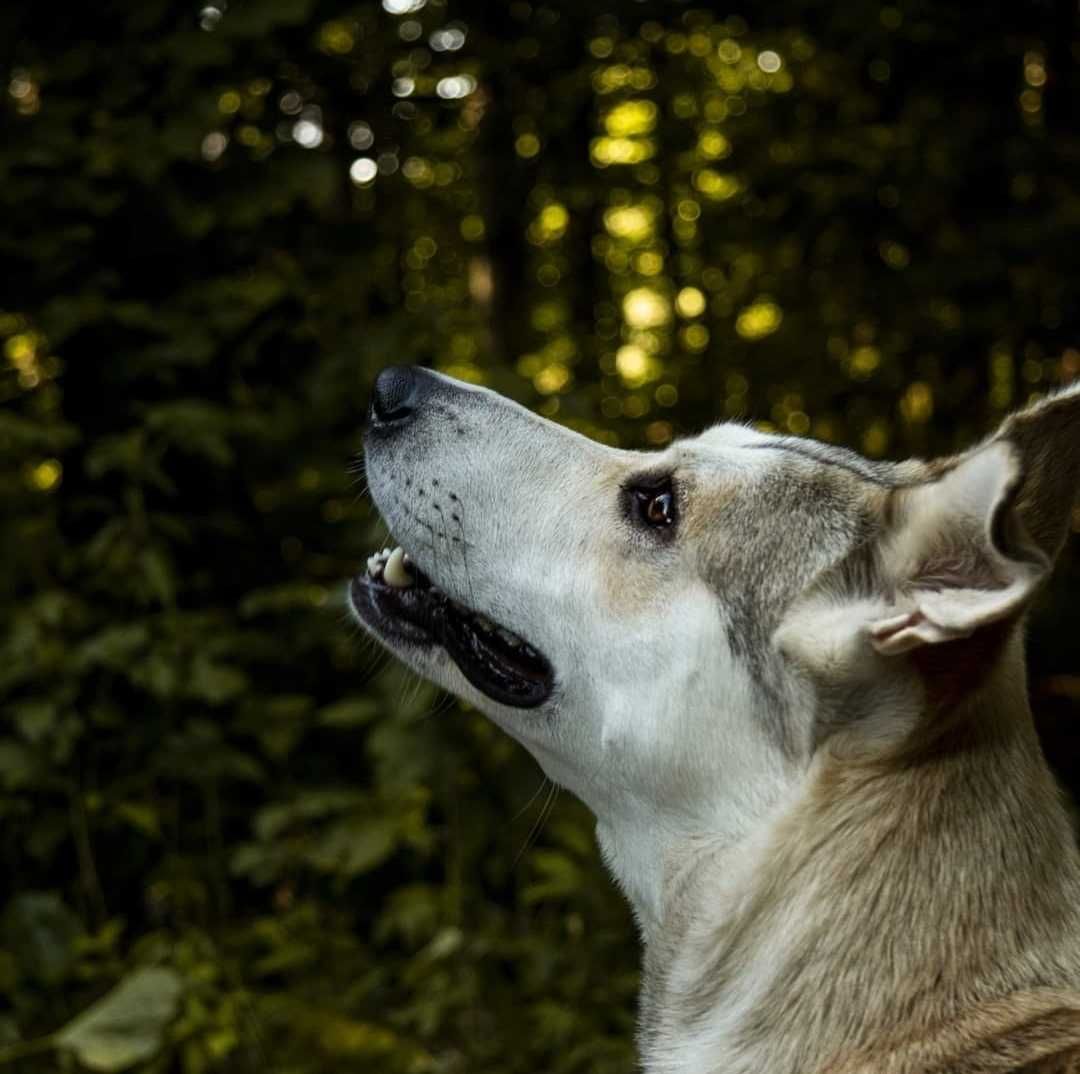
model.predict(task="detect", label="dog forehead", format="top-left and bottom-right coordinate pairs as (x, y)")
top-left (678, 422), bottom-right (936, 493)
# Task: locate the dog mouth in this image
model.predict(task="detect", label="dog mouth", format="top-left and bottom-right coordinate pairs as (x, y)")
top-left (349, 547), bottom-right (554, 709)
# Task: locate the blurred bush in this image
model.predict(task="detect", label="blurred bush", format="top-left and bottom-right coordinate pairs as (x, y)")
top-left (1, 0), bottom-right (1077, 1070)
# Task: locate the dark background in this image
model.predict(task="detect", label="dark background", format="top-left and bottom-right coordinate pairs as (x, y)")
top-left (1, 1), bottom-right (1079, 1070)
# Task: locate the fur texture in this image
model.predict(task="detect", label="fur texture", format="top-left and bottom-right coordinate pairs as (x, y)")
top-left (349, 375), bottom-right (1080, 1073)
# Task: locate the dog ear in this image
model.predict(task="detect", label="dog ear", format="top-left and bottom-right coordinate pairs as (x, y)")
top-left (870, 383), bottom-right (1080, 655)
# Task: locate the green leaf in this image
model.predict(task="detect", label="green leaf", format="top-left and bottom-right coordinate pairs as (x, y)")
top-left (306, 817), bottom-right (397, 876)
top-left (113, 802), bottom-right (161, 838)
top-left (139, 546), bottom-right (175, 607)
top-left (317, 697), bottom-right (379, 727)
top-left (75, 623), bottom-right (150, 671)
top-left (187, 655), bottom-right (248, 704)
top-left (253, 789), bottom-right (364, 841)
top-left (522, 850), bottom-right (585, 905)
top-left (2, 893), bottom-right (82, 985)
top-left (55, 967), bottom-right (183, 1071)
top-left (0, 740), bottom-right (39, 791)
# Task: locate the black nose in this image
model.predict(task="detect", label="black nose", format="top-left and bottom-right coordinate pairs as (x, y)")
top-left (369, 365), bottom-right (421, 425)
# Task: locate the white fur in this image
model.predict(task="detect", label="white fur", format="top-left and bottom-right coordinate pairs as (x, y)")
top-left (349, 373), bottom-right (1080, 1074)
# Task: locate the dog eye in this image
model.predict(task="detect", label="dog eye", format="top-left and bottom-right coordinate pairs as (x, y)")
top-left (639, 489), bottom-right (674, 526)
top-left (627, 478), bottom-right (677, 531)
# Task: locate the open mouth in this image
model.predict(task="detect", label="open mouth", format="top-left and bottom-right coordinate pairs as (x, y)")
top-left (349, 547), bottom-right (554, 709)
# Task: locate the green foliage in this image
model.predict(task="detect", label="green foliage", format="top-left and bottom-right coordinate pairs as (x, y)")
top-left (55, 968), bottom-right (184, 1071)
top-left (1, 0), bottom-right (1078, 1071)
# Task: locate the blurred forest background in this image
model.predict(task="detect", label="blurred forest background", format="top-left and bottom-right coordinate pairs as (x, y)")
top-left (2, 0), bottom-right (1079, 1071)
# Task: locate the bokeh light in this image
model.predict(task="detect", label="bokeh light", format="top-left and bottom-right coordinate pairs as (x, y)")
top-left (735, 299), bottom-right (783, 339)
top-left (623, 287), bottom-right (671, 329)
top-left (349, 157), bottom-right (377, 184)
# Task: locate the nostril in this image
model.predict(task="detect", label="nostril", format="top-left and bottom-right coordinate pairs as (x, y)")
top-left (370, 365), bottom-right (418, 424)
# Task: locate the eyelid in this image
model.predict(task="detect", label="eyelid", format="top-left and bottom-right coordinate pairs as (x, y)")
top-left (626, 470), bottom-right (675, 493)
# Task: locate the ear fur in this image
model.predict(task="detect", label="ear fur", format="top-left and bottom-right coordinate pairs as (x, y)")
top-left (870, 383), bottom-right (1080, 656)
top-left (995, 380), bottom-right (1080, 562)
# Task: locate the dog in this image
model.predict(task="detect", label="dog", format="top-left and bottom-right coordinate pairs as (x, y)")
top-left (347, 366), bottom-right (1080, 1073)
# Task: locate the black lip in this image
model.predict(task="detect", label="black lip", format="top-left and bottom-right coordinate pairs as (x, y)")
top-left (349, 572), bottom-right (554, 709)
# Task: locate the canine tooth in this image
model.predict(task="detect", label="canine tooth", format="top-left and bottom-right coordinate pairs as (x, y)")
top-left (383, 546), bottom-right (414, 588)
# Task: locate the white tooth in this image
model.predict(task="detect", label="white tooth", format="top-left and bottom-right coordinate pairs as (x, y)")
top-left (383, 546), bottom-right (414, 588)
top-left (366, 555), bottom-right (380, 575)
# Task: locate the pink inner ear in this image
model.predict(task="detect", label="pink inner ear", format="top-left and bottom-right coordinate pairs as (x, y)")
top-left (913, 547), bottom-right (1007, 592)
top-left (869, 610), bottom-right (932, 655)
top-left (870, 611), bottom-right (922, 640)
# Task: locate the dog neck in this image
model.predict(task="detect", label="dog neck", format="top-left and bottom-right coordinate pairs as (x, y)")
top-left (632, 656), bottom-right (1080, 1074)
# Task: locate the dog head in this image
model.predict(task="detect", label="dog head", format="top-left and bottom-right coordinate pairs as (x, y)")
top-left (348, 368), bottom-right (1079, 923)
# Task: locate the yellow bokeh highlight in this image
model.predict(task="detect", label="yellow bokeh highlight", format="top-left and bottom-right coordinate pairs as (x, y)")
top-left (863, 419), bottom-right (890, 457)
top-left (645, 420), bottom-right (673, 445)
top-left (402, 157), bottom-right (435, 187)
top-left (440, 362), bottom-right (485, 385)
top-left (30, 458), bottom-right (62, 491)
top-left (218, 91), bottom-right (242, 114)
top-left (623, 287), bottom-right (671, 329)
top-left (849, 345), bottom-right (881, 379)
top-left (900, 381), bottom-right (934, 423)
top-left (590, 137), bottom-right (655, 166)
top-left (694, 169), bottom-right (741, 201)
top-left (879, 240), bottom-right (910, 269)
top-left (615, 344), bottom-right (662, 387)
top-left (656, 384), bottom-right (679, 407)
top-left (593, 65), bottom-right (657, 95)
top-left (603, 205), bottom-right (655, 243)
top-left (735, 300), bottom-right (783, 340)
top-left (5, 332), bottom-right (40, 367)
top-left (786, 410), bottom-right (810, 435)
top-left (529, 203), bottom-right (569, 243)
top-left (515, 133), bottom-right (541, 158)
top-left (534, 363), bottom-right (571, 394)
top-left (460, 214), bottom-right (485, 241)
top-left (681, 324), bottom-right (710, 351)
top-left (616, 344), bottom-right (647, 381)
top-left (531, 300), bottom-right (567, 333)
top-left (319, 21), bottom-right (355, 54)
top-left (677, 199), bottom-right (701, 221)
top-left (675, 287), bottom-right (706, 318)
top-left (635, 251), bottom-right (664, 276)
top-left (698, 130), bottom-right (731, 159)
top-left (717, 39), bottom-right (741, 63)
top-left (604, 100), bottom-right (658, 137)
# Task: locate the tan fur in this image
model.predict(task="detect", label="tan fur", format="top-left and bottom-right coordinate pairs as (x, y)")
top-left (641, 387), bottom-right (1080, 1073)
top-left (353, 374), bottom-right (1080, 1074)
top-left (823, 990), bottom-right (1080, 1073)
top-left (642, 643), bottom-right (1080, 1074)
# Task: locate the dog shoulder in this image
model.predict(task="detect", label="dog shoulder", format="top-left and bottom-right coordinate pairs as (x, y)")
top-left (821, 990), bottom-right (1080, 1074)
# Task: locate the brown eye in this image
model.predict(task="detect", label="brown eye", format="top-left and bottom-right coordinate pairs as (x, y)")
top-left (643, 490), bottom-right (674, 526)
top-left (626, 476), bottom-right (677, 534)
